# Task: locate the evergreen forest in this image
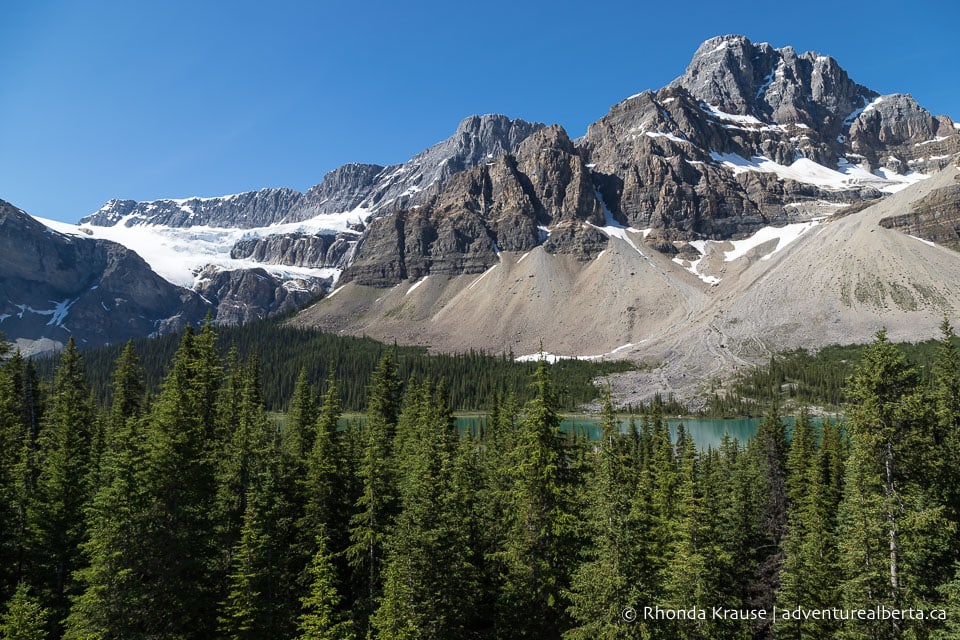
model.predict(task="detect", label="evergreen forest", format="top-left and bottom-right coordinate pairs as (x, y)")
top-left (3, 320), bottom-right (960, 639)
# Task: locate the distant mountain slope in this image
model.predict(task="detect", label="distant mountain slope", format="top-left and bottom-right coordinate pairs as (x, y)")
top-left (293, 162), bottom-right (960, 409)
top-left (0, 200), bottom-right (209, 353)
top-left (80, 114), bottom-right (545, 230)
top-left (11, 34), bottom-right (960, 376)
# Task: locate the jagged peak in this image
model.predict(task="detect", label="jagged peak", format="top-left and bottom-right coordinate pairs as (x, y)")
top-left (668, 35), bottom-right (876, 126)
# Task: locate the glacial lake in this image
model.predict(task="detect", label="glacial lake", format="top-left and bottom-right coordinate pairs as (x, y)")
top-left (455, 415), bottom-right (840, 450)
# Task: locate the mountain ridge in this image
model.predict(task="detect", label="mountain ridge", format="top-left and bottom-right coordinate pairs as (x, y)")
top-left (7, 34), bottom-right (960, 387)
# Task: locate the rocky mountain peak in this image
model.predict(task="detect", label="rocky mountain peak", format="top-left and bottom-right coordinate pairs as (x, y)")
top-left (671, 34), bottom-right (876, 130)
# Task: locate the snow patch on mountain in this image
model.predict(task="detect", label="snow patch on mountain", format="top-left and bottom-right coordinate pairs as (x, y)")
top-left (34, 213), bottom-right (358, 288)
top-left (672, 256), bottom-right (721, 285)
top-left (722, 220), bottom-right (823, 261)
top-left (515, 342), bottom-right (637, 363)
top-left (710, 152), bottom-right (928, 193)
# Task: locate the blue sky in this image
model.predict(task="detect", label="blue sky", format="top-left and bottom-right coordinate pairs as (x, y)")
top-left (2, 0), bottom-right (957, 223)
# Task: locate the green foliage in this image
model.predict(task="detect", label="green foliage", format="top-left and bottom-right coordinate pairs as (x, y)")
top-left (33, 321), bottom-right (636, 412)
top-left (5, 320), bottom-right (960, 639)
top-left (0, 583), bottom-right (48, 640)
top-left (298, 530), bottom-right (355, 640)
top-left (25, 338), bottom-right (95, 631)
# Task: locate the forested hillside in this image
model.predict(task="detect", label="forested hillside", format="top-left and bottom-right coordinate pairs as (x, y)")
top-left (2, 322), bottom-right (960, 639)
top-left (704, 334), bottom-right (960, 417)
top-left (31, 321), bottom-right (635, 412)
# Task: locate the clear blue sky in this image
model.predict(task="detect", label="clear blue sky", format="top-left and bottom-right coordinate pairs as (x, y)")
top-left (2, 0), bottom-right (957, 223)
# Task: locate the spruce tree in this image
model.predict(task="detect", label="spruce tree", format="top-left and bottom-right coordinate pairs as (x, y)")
top-left (566, 395), bottom-right (650, 639)
top-left (134, 327), bottom-right (221, 636)
top-left (496, 359), bottom-right (575, 639)
top-left (25, 337), bottom-right (95, 630)
top-left (298, 529), bottom-right (354, 640)
top-left (776, 413), bottom-right (841, 640)
top-left (346, 352), bottom-right (401, 633)
top-left (219, 444), bottom-right (301, 640)
top-left (286, 368), bottom-right (317, 462)
top-left (0, 582), bottom-right (48, 640)
top-left (64, 343), bottom-right (149, 639)
top-left (372, 382), bottom-right (479, 639)
top-left (837, 330), bottom-right (953, 639)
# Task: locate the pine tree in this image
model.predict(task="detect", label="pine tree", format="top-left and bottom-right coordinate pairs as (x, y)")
top-left (64, 343), bottom-right (149, 639)
top-left (298, 529), bottom-right (355, 640)
top-left (0, 582), bottom-right (49, 640)
top-left (25, 337), bottom-right (95, 630)
top-left (372, 382), bottom-right (479, 639)
top-left (346, 353), bottom-right (401, 632)
top-left (496, 359), bottom-right (576, 639)
top-left (837, 330), bottom-right (953, 639)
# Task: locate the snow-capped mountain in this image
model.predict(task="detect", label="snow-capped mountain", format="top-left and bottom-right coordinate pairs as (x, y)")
top-left (8, 35), bottom-right (960, 375)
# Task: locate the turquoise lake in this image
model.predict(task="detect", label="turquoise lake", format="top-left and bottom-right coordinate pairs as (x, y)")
top-left (455, 415), bottom-right (840, 450)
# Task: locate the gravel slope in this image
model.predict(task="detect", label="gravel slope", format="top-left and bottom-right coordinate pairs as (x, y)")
top-left (292, 164), bottom-right (960, 408)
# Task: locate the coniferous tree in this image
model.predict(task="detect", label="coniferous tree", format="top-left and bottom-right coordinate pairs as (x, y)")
top-left (0, 582), bottom-right (48, 640)
top-left (347, 353), bottom-right (401, 633)
top-left (373, 382), bottom-right (479, 639)
top-left (134, 327), bottom-right (222, 636)
top-left (219, 442), bottom-right (301, 640)
top-left (747, 404), bottom-right (788, 635)
top-left (298, 529), bottom-right (355, 640)
top-left (301, 374), bottom-right (348, 553)
top-left (932, 318), bottom-right (960, 533)
top-left (286, 368), bottom-right (317, 462)
top-left (837, 330), bottom-right (953, 639)
top-left (496, 359), bottom-right (576, 639)
top-left (566, 395), bottom-right (650, 639)
top-left (25, 337), bottom-right (95, 630)
top-left (64, 343), bottom-right (149, 639)
top-left (0, 350), bottom-right (22, 601)
top-left (776, 411), bottom-right (841, 640)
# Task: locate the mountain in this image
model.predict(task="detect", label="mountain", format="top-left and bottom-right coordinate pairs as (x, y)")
top-left (336, 35), bottom-right (959, 286)
top-left (0, 200), bottom-right (210, 353)
top-left (80, 114), bottom-right (545, 230)
top-left (12, 34), bottom-right (960, 403)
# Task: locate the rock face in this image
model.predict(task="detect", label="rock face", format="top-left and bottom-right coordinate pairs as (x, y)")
top-left (879, 172), bottom-right (960, 250)
top-left (0, 200), bottom-right (209, 352)
top-left (83, 188), bottom-right (305, 228)
top-left (230, 232), bottom-right (358, 269)
top-left (341, 127), bottom-right (607, 286)
top-left (670, 35), bottom-right (874, 131)
top-left (18, 35), bottom-right (960, 357)
top-left (80, 115), bottom-right (545, 231)
top-left (194, 267), bottom-right (328, 326)
top-left (339, 35), bottom-right (958, 288)
top-left (287, 114), bottom-right (547, 221)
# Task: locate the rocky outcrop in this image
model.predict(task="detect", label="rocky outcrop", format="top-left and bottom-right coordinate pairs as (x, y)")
top-left (671, 35), bottom-right (875, 132)
top-left (194, 266), bottom-right (329, 325)
top-left (341, 128), bottom-right (609, 285)
top-left (82, 188), bottom-right (304, 228)
top-left (879, 172), bottom-right (960, 250)
top-left (578, 35), bottom-right (960, 242)
top-left (230, 232), bottom-right (358, 268)
top-left (0, 200), bottom-right (209, 351)
top-left (81, 115), bottom-right (545, 231)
